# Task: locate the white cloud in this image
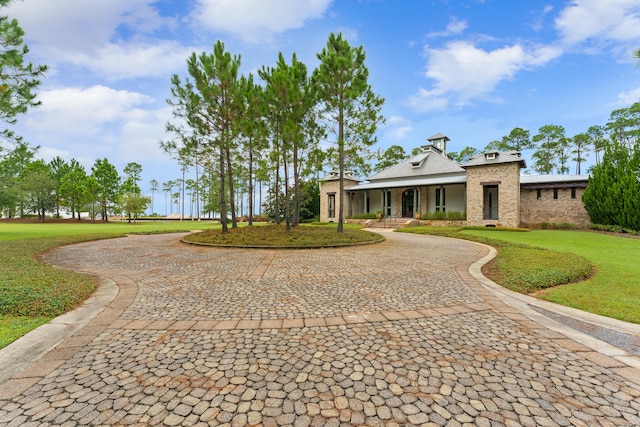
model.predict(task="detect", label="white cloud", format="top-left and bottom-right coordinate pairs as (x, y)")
top-left (408, 41), bottom-right (562, 112)
top-left (190, 0), bottom-right (332, 43)
top-left (65, 41), bottom-right (198, 81)
top-left (26, 85), bottom-right (155, 137)
top-left (5, 0), bottom-right (168, 53)
top-left (119, 107), bottom-right (173, 163)
top-left (555, 0), bottom-right (640, 47)
top-left (384, 116), bottom-right (413, 140)
top-left (5, 0), bottom-right (185, 80)
top-left (617, 86), bottom-right (640, 105)
top-left (427, 18), bottom-right (468, 38)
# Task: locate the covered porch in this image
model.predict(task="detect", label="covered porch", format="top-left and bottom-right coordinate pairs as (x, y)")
top-left (346, 176), bottom-right (467, 220)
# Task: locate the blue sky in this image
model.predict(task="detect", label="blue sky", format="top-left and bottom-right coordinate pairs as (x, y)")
top-left (5, 0), bottom-right (640, 195)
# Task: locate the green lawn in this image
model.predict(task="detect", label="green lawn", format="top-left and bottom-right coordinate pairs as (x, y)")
top-left (0, 220), bottom-right (224, 348)
top-left (0, 219), bottom-right (222, 241)
top-left (2, 221), bottom-right (638, 350)
top-left (461, 229), bottom-right (640, 324)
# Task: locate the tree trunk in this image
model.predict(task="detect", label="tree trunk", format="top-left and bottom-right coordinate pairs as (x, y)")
top-left (248, 139), bottom-right (254, 226)
top-left (337, 105), bottom-right (345, 233)
top-left (293, 146), bottom-right (300, 227)
top-left (225, 146), bottom-right (237, 229)
top-left (219, 143), bottom-right (228, 234)
top-left (283, 149), bottom-right (291, 231)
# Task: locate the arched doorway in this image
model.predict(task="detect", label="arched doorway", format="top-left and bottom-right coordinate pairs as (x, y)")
top-left (402, 189), bottom-right (414, 218)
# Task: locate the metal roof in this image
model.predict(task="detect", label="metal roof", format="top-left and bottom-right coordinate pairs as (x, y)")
top-left (520, 174), bottom-right (588, 184)
top-left (463, 151), bottom-right (526, 168)
top-left (367, 151), bottom-right (465, 181)
top-left (346, 174), bottom-right (467, 191)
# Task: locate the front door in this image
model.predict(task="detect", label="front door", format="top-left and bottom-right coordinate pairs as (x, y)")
top-left (402, 189), bottom-right (414, 218)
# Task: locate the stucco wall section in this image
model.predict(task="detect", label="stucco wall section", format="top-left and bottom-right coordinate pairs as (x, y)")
top-left (520, 188), bottom-right (590, 227)
top-left (466, 163), bottom-right (521, 228)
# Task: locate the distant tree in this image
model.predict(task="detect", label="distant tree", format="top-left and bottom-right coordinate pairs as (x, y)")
top-left (119, 192), bottom-right (150, 223)
top-left (122, 162), bottom-right (142, 194)
top-left (449, 146), bottom-right (479, 164)
top-left (91, 158), bottom-right (120, 221)
top-left (59, 159), bottom-right (88, 220)
top-left (532, 124), bottom-right (565, 174)
top-left (149, 179), bottom-right (158, 215)
top-left (84, 175), bottom-right (101, 223)
top-left (313, 33), bottom-right (385, 232)
top-left (606, 102), bottom-right (640, 151)
top-left (0, 141), bottom-right (34, 216)
top-left (586, 125), bottom-right (607, 165)
top-left (555, 136), bottom-right (571, 174)
top-left (571, 133), bottom-right (590, 175)
top-left (375, 145), bottom-right (407, 172)
top-left (410, 147), bottom-right (422, 156)
top-left (0, 0), bottom-right (47, 145)
top-left (484, 127), bottom-right (532, 153)
top-left (162, 180), bottom-right (174, 216)
top-left (48, 156), bottom-right (70, 217)
top-left (19, 159), bottom-right (56, 221)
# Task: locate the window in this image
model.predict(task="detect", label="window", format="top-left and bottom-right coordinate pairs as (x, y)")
top-left (571, 188), bottom-right (576, 199)
top-left (435, 187), bottom-right (446, 212)
top-left (483, 185), bottom-right (499, 220)
top-left (536, 189), bottom-right (541, 200)
top-left (553, 188), bottom-right (558, 199)
top-left (328, 194), bottom-right (335, 218)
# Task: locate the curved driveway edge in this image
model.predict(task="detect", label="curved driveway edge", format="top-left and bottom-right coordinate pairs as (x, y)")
top-left (0, 275), bottom-right (119, 384)
top-left (0, 231), bottom-right (638, 426)
top-left (466, 242), bottom-right (640, 371)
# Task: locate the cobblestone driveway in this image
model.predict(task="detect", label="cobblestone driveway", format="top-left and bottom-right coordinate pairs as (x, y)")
top-left (0, 231), bottom-right (639, 426)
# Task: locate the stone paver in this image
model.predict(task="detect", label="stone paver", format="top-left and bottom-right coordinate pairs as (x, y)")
top-left (0, 231), bottom-right (639, 426)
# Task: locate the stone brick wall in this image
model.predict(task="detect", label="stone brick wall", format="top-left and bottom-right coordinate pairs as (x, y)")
top-left (520, 187), bottom-right (591, 227)
top-left (466, 163), bottom-right (521, 228)
top-left (319, 178), bottom-right (360, 223)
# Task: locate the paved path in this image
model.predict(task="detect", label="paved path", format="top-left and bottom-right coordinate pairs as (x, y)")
top-left (1, 231), bottom-right (639, 426)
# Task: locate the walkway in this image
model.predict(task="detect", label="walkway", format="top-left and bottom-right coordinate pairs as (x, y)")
top-left (0, 231), bottom-right (639, 426)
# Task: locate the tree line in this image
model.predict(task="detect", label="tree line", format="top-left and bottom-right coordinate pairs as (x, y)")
top-left (0, 145), bottom-right (150, 222)
top-left (163, 34), bottom-right (384, 234)
top-left (582, 102), bottom-right (640, 231)
top-left (376, 103), bottom-right (640, 176)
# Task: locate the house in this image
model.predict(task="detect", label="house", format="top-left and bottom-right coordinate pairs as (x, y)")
top-left (319, 133), bottom-right (590, 228)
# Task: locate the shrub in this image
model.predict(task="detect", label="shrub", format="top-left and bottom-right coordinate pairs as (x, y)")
top-left (446, 211), bottom-right (466, 220)
top-left (350, 213), bottom-right (377, 219)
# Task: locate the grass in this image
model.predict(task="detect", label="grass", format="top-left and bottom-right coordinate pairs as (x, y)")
top-left (0, 219), bottom-right (224, 349)
top-left (0, 219), bottom-right (222, 241)
top-left (183, 223), bottom-right (383, 247)
top-left (399, 226), bottom-right (639, 324)
top-left (0, 220), bottom-right (379, 348)
top-left (462, 229), bottom-right (640, 324)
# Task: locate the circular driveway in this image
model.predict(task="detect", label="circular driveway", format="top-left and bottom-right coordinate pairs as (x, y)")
top-left (0, 231), bottom-right (639, 426)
